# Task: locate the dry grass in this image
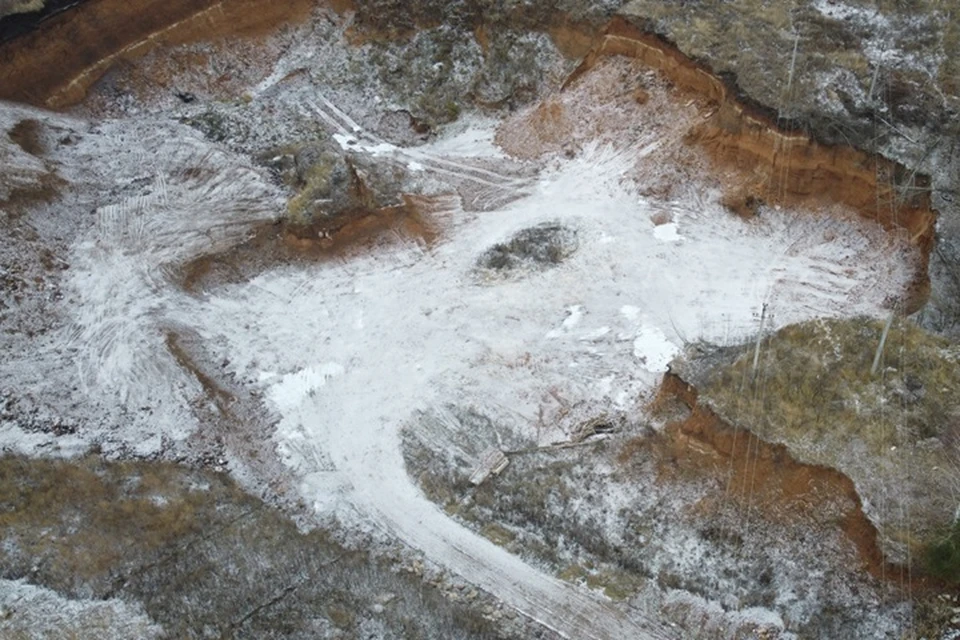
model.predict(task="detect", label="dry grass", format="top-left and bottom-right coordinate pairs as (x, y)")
top-left (701, 317), bottom-right (960, 456)
top-left (0, 456), bottom-right (226, 590)
top-left (480, 522), bottom-right (517, 547)
top-left (0, 455), bottom-right (513, 638)
top-left (698, 317), bottom-right (960, 578)
top-left (558, 563), bottom-right (646, 601)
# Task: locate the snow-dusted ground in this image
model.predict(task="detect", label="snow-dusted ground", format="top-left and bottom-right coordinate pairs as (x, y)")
top-left (0, 101), bottom-right (283, 460)
top-left (180, 122), bottom-right (910, 636)
top-left (0, 579), bottom-right (163, 639)
top-left (0, 43), bottom-right (919, 639)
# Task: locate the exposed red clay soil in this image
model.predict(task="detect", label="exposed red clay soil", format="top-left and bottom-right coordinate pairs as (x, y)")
top-left (0, 5), bottom-right (936, 300)
top-left (7, 117), bottom-right (45, 155)
top-left (546, 19), bottom-right (596, 60)
top-left (568, 18), bottom-right (935, 311)
top-left (2, 119), bottom-right (66, 216)
top-left (643, 370), bottom-right (943, 592)
top-left (179, 195), bottom-right (444, 293)
top-left (0, 0), bottom-right (315, 108)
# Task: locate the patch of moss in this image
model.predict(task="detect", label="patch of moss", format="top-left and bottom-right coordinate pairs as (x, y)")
top-left (286, 159), bottom-right (337, 224)
top-left (923, 523), bottom-right (960, 583)
top-left (445, 100), bottom-right (461, 121)
top-left (327, 602), bottom-right (356, 630)
top-left (558, 563), bottom-right (644, 601)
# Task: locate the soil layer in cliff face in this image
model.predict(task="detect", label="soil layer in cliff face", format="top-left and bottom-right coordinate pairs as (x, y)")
top-left (676, 317), bottom-right (960, 582)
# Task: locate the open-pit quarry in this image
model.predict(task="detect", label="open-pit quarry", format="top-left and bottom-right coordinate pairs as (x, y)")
top-left (1, 1), bottom-right (959, 639)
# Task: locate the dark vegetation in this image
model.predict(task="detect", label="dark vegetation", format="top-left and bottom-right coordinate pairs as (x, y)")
top-left (477, 223), bottom-right (578, 275)
top-left (924, 522), bottom-right (960, 584)
top-left (0, 1), bottom-right (83, 45)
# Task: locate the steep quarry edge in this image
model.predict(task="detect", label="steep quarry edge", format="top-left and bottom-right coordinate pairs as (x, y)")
top-left (0, 3), bottom-right (938, 311)
top-left (571, 16), bottom-right (936, 312)
top-left (655, 367), bottom-right (944, 591)
top-left (0, 0), bottom-right (315, 107)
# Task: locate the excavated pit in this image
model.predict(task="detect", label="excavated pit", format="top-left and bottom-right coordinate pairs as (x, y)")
top-left (0, 4), bottom-right (937, 301)
top-left (567, 17), bottom-right (936, 313)
top-left (1, 0), bottom-right (940, 540)
top-left (0, 2), bottom-right (952, 636)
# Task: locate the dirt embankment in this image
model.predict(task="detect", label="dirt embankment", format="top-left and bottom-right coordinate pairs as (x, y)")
top-left (653, 369), bottom-right (941, 591)
top-left (179, 195), bottom-right (444, 293)
top-left (569, 17), bottom-right (936, 310)
top-left (1, 2), bottom-right (936, 303)
top-left (0, 0), bottom-right (314, 107)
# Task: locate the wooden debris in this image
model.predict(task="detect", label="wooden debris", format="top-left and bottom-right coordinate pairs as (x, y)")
top-left (469, 448), bottom-right (509, 486)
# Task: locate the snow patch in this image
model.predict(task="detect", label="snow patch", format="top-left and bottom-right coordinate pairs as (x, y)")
top-left (562, 305), bottom-right (585, 328)
top-left (632, 324), bottom-right (680, 373)
top-left (267, 363), bottom-right (345, 414)
top-left (653, 222), bottom-right (682, 243)
top-left (0, 579), bottom-right (164, 639)
top-left (620, 305), bottom-right (641, 322)
top-left (425, 116), bottom-right (507, 158)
